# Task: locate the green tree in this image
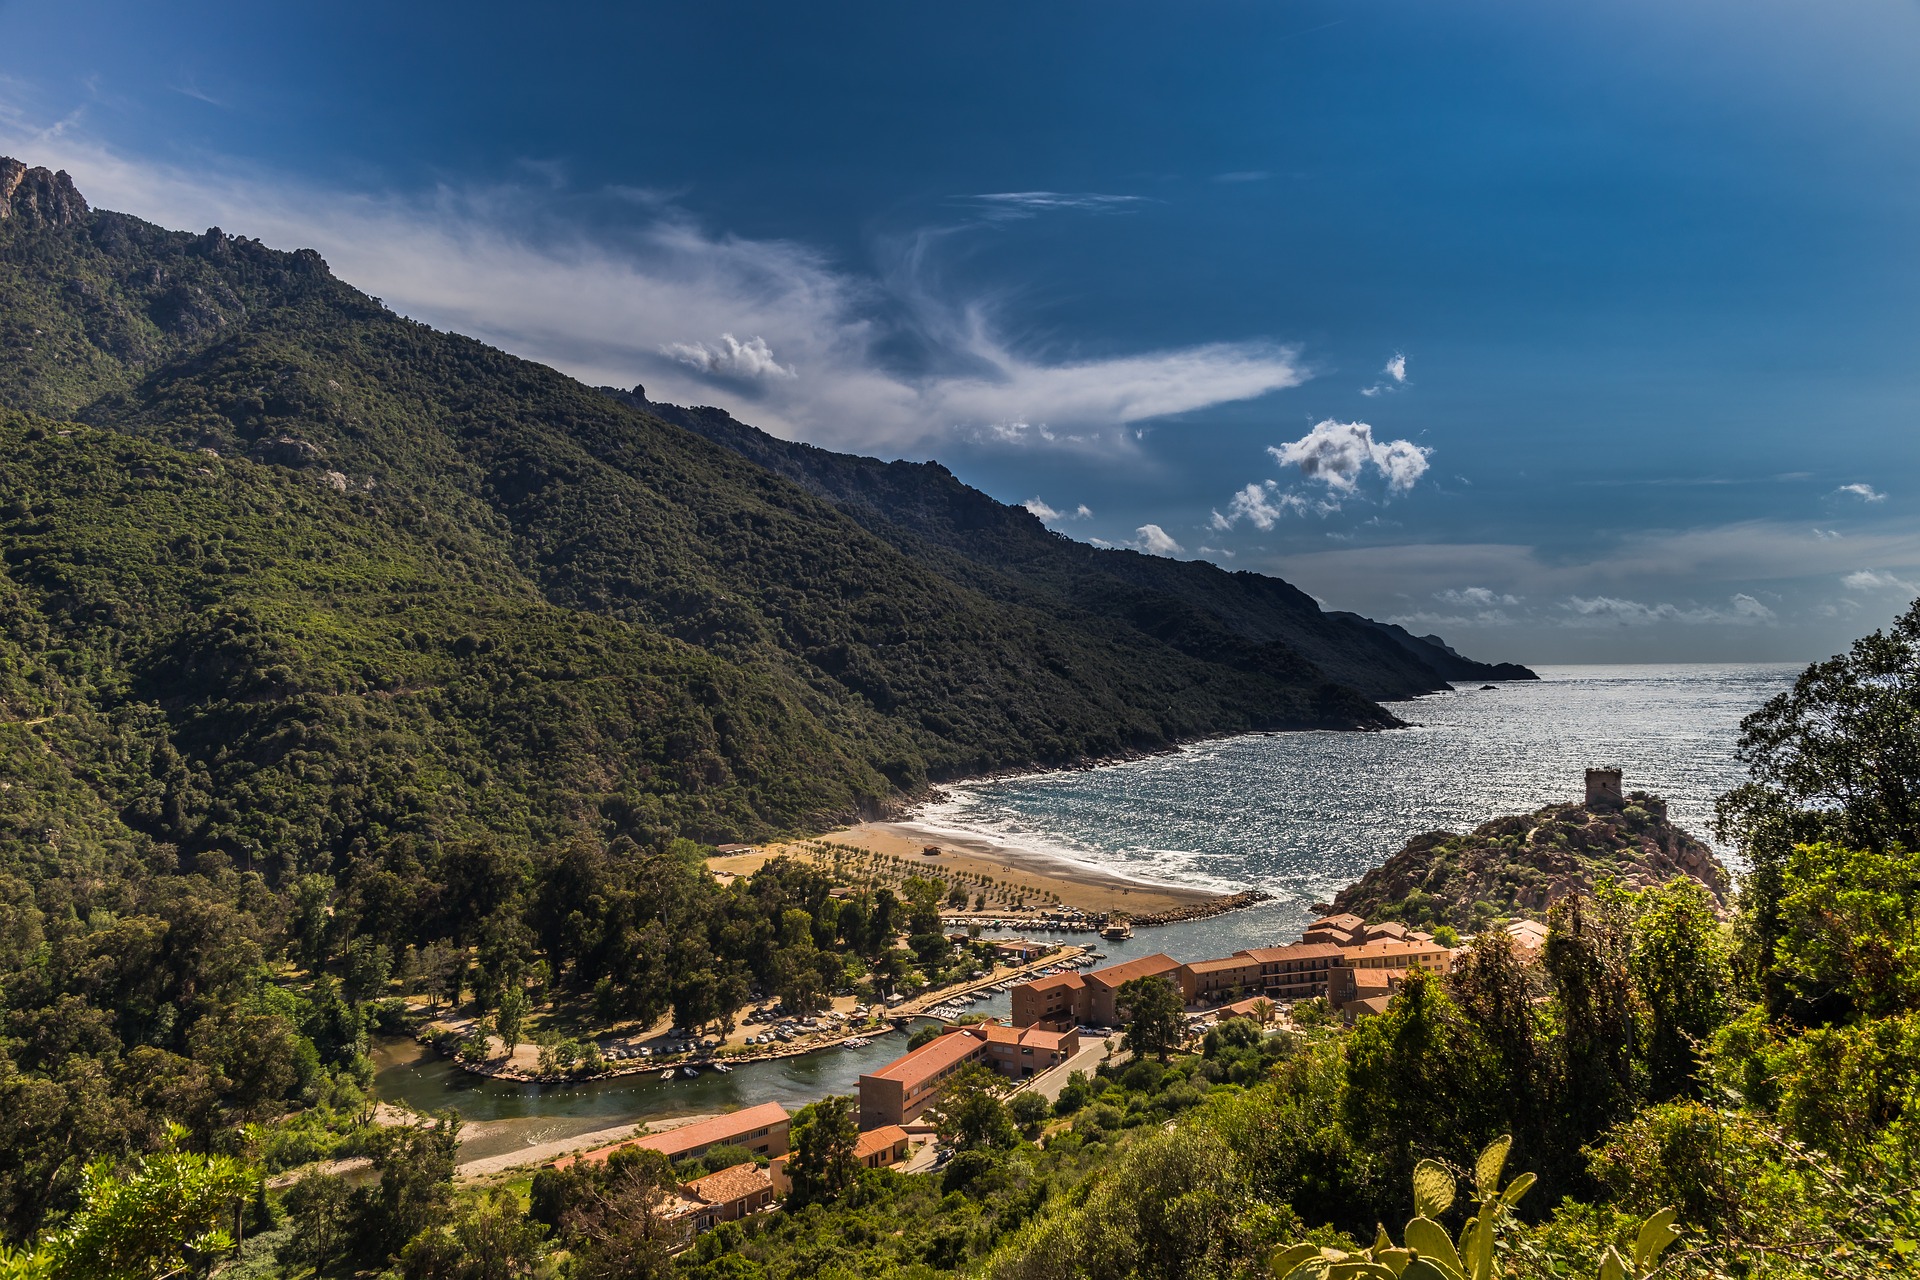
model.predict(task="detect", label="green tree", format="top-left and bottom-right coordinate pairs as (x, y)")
top-left (1631, 877), bottom-right (1735, 1100)
top-left (355, 1115), bottom-right (462, 1263)
top-left (1717, 602), bottom-right (1920, 1009)
top-left (1343, 970), bottom-right (1504, 1198)
top-left (786, 1096), bottom-right (860, 1207)
top-left (397, 1189), bottom-right (548, 1280)
top-left (278, 1173), bottom-right (353, 1274)
top-left (40, 1129), bottom-right (258, 1280)
top-left (1118, 975), bottom-right (1184, 1063)
top-left (1009, 1090), bottom-right (1049, 1135)
top-left (1544, 887), bottom-right (1642, 1150)
top-left (937, 1063), bottom-right (1016, 1151)
top-left (495, 983), bottom-right (530, 1055)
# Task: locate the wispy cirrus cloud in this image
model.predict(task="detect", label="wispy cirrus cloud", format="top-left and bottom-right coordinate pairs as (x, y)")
top-left (0, 109), bottom-right (1303, 456)
top-left (1842, 568), bottom-right (1916, 591)
top-left (1561, 594), bottom-right (1775, 627)
top-left (965, 191), bottom-right (1149, 220)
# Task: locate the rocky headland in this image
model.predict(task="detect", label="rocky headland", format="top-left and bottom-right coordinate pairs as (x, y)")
top-left (1333, 790), bottom-right (1728, 930)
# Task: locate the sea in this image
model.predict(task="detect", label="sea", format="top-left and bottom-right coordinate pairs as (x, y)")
top-left (375, 662), bottom-right (1800, 1146)
top-left (902, 662), bottom-right (1801, 960)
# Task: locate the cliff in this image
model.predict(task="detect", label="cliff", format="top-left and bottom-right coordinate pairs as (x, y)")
top-left (1332, 791), bottom-right (1728, 930)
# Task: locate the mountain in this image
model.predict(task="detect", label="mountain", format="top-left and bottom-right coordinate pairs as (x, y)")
top-left (1331, 790), bottom-right (1727, 930)
top-left (0, 158), bottom-right (1529, 872)
top-left (603, 389), bottom-right (1534, 701)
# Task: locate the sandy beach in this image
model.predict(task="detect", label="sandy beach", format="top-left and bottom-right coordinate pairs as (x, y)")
top-left (713, 820), bottom-right (1222, 917)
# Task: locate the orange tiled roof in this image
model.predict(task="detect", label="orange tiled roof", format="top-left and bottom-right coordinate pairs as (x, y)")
top-left (1084, 953), bottom-right (1181, 989)
top-left (1185, 956), bottom-right (1259, 974)
top-left (866, 1029), bottom-right (982, 1083)
top-left (686, 1162), bottom-right (771, 1207)
top-left (1240, 943), bottom-right (1344, 962)
top-left (854, 1125), bottom-right (910, 1160)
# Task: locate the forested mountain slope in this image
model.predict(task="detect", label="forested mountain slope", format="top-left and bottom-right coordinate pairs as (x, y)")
top-left (608, 389), bottom-right (1536, 699)
top-left (0, 158), bottom-right (1521, 863)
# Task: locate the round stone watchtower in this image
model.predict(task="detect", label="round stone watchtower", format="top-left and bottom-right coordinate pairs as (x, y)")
top-left (1585, 767), bottom-right (1624, 809)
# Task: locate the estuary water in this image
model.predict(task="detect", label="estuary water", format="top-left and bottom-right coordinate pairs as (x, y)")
top-left (906, 663), bottom-right (1800, 955)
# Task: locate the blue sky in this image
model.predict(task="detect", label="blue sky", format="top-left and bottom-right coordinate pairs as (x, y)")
top-left (4, 0), bottom-right (1918, 663)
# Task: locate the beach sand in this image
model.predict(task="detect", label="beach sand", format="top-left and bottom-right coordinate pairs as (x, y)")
top-left (712, 821), bottom-right (1220, 917)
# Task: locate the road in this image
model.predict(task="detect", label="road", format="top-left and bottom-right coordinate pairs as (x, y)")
top-left (1019, 1032), bottom-right (1121, 1103)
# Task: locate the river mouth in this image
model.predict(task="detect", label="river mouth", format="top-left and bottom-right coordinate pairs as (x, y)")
top-left (368, 916), bottom-right (1279, 1166)
top-left (372, 1029), bottom-right (928, 1166)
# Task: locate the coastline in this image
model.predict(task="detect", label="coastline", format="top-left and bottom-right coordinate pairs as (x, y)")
top-left (719, 820), bottom-right (1227, 918)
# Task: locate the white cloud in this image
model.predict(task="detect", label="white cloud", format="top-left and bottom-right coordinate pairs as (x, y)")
top-left (0, 115), bottom-right (1306, 456)
top-left (1438, 587), bottom-right (1519, 607)
top-left (1135, 524), bottom-right (1184, 556)
top-left (661, 332), bottom-right (795, 380)
top-left (1838, 483), bottom-right (1887, 502)
top-left (1842, 568), bottom-right (1917, 591)
top-left (1197, 545), bottom-right (1236, 558)
top-left (1210, 482), bottom-right (1284, 531)
top-left (1361, 352), bottom-right (1408, 396)
top-left (1269, 419), bottom-right (1431, 494)
top-left (1213, 171), bottom-right (1270, 183)
top-left (1560, 594), bottom-right (1776, 627)
top-left (1023, 498), bottom-right (1091, 522)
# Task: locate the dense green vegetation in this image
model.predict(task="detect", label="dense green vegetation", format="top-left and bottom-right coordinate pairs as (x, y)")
top-left (11, 606), bottom-right (1920, 1274)
top-left (1333, 793), bottom-right (1727, 932)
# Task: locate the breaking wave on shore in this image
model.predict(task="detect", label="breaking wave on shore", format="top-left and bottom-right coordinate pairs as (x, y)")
top-left (910, 663), bottom-right (1797, 913)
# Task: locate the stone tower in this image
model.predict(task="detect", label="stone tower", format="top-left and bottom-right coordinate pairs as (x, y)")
top-left (1585, 767), bottom-right (1624, 809)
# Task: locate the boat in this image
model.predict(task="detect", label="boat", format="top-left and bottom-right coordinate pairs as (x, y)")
top-left (682, 1065), bottom-right (700, 1078)
top-left (659, 1068), bottom-right (675, 1080)
top-left (713, 1062), bottom-right (732, 1073)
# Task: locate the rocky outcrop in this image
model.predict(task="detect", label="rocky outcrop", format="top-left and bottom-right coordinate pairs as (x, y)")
top-left (1333, 791), bottom-right (1728, 929)
top-left (249, 435), bottom-right (326, 467)
top-left (0, 158), bottom-right (89, 228)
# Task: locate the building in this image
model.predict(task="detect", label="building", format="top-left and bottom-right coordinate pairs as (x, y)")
top-left (674, 1163), bottom-right (776, 1232)
top-left (1328, 939), bottom-right (1453, 1009)
top-left (969, 1021), bottom-right (1080, 1079)
top-left (991, 939), bottom-right (1050, 963)
top-left (1081, 953), bottom-right (1182, 1026)
top-left (1244, 942), bottom-right (1345, 999)
top-left (1503, 918), bottom-right (1549, 961)
top-left (554, 1101), bottom-right (792, 1169)
top-left (857, 1022), bottom-right (1081, 1127)
top-left (858, 1027), bottom-right (988, 1128)
top-left (1586, 767), bottom-right (1624, 809)
top-left (1303, 913), bottom-right (1366, 947)
top-left (1011, 971), bottom-right (1085, 1028)
top-left (1010, 953), bottom-right (1181, 1029)
top-left (769, 1124), bottom-right (914, 1196)
top-left (1178, 954), bottom-right (1265, 1004)
top-left (1213, 994), bottom-right (1280, 1024)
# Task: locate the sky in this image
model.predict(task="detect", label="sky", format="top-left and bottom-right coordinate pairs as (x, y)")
top-left (3, 0), bottom-right (1918, 664)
